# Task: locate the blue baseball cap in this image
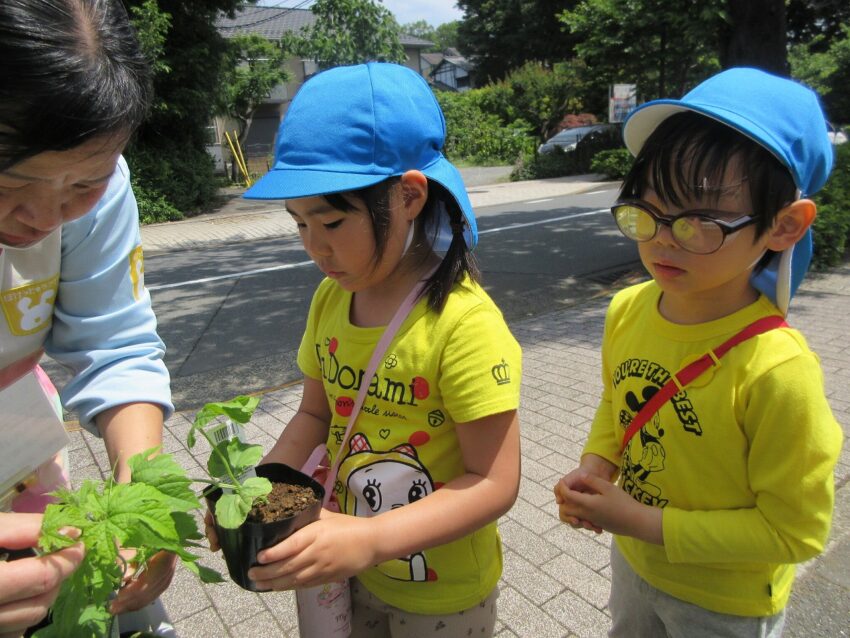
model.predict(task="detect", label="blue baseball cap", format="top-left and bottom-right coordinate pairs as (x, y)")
top-left (244, 62), bottom-right (477, 251)
top-left (623, 67), bottom-right (834, 313)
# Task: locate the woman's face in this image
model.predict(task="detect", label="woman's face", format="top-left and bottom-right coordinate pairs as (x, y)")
top-left (0, 135), bottom-right (126, 248)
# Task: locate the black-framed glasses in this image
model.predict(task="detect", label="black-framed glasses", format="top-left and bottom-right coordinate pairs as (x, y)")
top-left (611, 199), bottom-right (758, 254)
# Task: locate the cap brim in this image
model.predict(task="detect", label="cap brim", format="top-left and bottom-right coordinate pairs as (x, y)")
top-left (244, 167), bottom-right (390, 200)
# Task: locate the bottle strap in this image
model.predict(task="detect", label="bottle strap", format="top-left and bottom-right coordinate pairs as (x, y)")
top-left (620, 315), bottom-right (788, 452)
top-left (321, 268), bottom-right (435, 508)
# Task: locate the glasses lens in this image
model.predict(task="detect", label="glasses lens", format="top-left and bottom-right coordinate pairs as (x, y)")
top-left (615, 205), bottom-right (656, 240)
top-left (671, 216), bottom-right (724, 253)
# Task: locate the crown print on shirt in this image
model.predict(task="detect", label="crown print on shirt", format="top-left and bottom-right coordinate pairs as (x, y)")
top-left (492, 359), bottom-right (511, 385)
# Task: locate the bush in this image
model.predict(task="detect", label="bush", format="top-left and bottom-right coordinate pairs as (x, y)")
top-left (511, 124), bottom-right (626, 181)
top-left (812, 141), bottom-right (850, 269)
top-left (132, 182), bottom-right (183, 225)
top-left (126, 143), bottom-right (219, 218)
top-left (435, 90), bottom-right (535, 164)
top-left (590, 148), bottom-right (634, 179)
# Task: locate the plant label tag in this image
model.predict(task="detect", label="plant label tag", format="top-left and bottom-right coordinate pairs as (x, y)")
top-left (0, 370), bottom-right (69, 510)
top-left (209, 420), bottom-right (258, 492)
top-left (209, 419), bottom-right (247, 445)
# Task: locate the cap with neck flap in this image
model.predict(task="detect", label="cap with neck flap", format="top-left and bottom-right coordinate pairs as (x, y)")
top-left (622, 67), bottom-right (834, 314)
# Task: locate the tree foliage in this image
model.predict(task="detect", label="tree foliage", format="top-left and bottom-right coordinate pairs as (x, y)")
top-left (456, 0), bottom-right (581, 83)
top-left (718, 0), bottom-right (787, 75)
top-left (401, 19), bottom-right (460, 52)
top-left (475, 61), bottom-right (588, 141)
top-left (126, 0), bottom-right (245, 214)
top-left (292, 0), bottom-right (405, 69)
top-left (560, 0), bottom-right (722, 104)
top-left (217, 34), bottom-right (290, 141)
top-left (790, 24), bottom-right (850, 125)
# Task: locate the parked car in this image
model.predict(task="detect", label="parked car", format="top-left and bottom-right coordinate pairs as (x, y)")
top-left (828, 123), bottom-right (847, 145)
top-left (538, 124), bottom-right (616, 154)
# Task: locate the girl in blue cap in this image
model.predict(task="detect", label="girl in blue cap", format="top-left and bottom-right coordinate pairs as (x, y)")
top-left (225, 62), bottom-right (521, 636)
top-left (554, 67), bottom-right (843, 637)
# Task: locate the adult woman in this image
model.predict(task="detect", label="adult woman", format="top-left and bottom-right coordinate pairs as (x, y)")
top-left (0, 0), bottom-right (175, 634)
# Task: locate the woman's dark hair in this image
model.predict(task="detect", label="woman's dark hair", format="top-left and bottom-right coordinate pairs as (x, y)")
top-left (0, 0), bottom-right (152, 170)
top-left (621, 111), bottom-right (797, 238)
top-left (325, 178), bottom-right (480, 311)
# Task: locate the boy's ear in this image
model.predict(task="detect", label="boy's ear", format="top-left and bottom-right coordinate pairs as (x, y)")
top-left (400, 170), bottom-right (428, 220)
top-left (765, 199), bottom-right (816, 252)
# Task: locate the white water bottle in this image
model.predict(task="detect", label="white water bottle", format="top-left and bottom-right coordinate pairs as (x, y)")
top-left (296, 578), bottom-right (352, 637)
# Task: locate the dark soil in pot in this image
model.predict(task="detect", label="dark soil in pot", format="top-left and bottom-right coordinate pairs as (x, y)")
top-left (206, 463), bottom-right (324, 591)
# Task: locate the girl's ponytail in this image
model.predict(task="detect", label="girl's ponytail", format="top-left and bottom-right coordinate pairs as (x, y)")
top-left (423, 185), bottom-right (480, 311)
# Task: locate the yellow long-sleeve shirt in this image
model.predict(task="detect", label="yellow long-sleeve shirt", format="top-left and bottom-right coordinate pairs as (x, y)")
top-left (584, 281), bottom-right (843, 616)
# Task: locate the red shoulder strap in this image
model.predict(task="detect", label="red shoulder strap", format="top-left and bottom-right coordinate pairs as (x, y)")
top-left (620, 315), bottom-right (788, 452)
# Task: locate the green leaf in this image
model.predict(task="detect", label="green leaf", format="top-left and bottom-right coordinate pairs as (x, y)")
top-left (239, 476), bottom-right (272, 499)
top-left (215, 492), bottom-right (254, 529)
top-left (38, 450), bottom-right (222, 637)
top-left (207, 439), bottom-right (264, 479)
top-left (193, 395), bottom-right (260, 429)
top-left (128, 448), bottom-right (201, 512)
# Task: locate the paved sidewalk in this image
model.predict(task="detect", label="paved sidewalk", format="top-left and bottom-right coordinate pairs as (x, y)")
top-left (65, 175), bottom-right (848, 636)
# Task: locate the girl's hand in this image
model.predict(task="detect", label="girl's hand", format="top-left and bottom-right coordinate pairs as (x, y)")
top-left (556, 473), bottom-right (663, 545)
top-left (247, 509), bottom-right (377, 590)
top-left (203, 509), bottom-right (220, 553)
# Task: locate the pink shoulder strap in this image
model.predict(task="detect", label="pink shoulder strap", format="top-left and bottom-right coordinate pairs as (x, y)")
top-left (319, 270), bottom-right (434, 507)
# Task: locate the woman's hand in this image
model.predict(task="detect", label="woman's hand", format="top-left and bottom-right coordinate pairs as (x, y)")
top-left (0, 513), bottom-right (84, 637)
top-left (109, 549), bottom-right (178, 615)
top-left (247, 509), bottom-right (377, 590)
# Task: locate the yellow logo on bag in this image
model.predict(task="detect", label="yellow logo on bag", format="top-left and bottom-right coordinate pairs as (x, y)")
top-left (1, 275), bottom-right (59, 336)
top-left (129, 245), bottom-right (144, 301)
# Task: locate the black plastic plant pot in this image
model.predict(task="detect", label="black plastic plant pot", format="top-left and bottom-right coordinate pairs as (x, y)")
top-left (205, 462), bottom-right (324, 591)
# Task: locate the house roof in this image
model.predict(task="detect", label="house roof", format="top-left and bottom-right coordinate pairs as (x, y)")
top-left (421, 52), bottom-right (444, 67)
top-left (433, 56), bottom-right (474, 73)
top-left (217, 6), bottom-right (433, 47)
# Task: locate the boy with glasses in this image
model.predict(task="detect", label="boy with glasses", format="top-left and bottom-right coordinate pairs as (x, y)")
top-left (554, 68), bottom-right (843, 637)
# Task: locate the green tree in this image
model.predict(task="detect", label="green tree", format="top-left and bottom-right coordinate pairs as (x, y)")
top-left (126, 0), bottom-right (246, 214)
top-left (293, 0), bottom-right (405, 69)
top-left (401, 19), bottom-right (460, 52)
top-left (475, 61), bottom-right (588, 141)
top-left (718, 0), bottom-right (788, 75)
top-left (560, 0), bottom-right (722, 104)
top-left (790, 24), bottom-right (850, 125)
top-left (456, 0), bottom-right (581, 82)
top-left (787, 0), bottom-right (850, 52)
top-left (217, 34), bottom-right (290, 143)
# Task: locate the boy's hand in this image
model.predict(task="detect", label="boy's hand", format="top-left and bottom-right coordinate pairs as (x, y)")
top-left (557, 473), bottom-right (663, 545)
top-left (555, 469), bottom-right (605, 533)
top-left (554, 454), bottom-right (618, 533)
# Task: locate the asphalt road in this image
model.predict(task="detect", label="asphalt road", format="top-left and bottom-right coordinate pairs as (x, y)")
top-left (44, 185), bottom-right (643, 412)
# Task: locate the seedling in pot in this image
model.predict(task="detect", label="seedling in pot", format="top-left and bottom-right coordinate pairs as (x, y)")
top-left (187, 395), bottom-right (274, 529)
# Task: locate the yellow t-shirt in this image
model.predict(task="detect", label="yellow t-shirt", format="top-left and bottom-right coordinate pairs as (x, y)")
top-left (585, 281), bottom-right (843, 616)
top-left (298, 276), bottom-right (522, 614)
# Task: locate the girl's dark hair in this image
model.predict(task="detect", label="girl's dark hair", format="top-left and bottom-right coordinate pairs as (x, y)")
top-left (325, 178), bottom-right (480, 311)
top-left (621, 111), bottom-right (797, 239)
top-left (0, 0), bottom-right (152, 170)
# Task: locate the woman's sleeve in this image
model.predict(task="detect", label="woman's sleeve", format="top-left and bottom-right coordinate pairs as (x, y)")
top-left (44, 157), bottom-right (172, 433)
